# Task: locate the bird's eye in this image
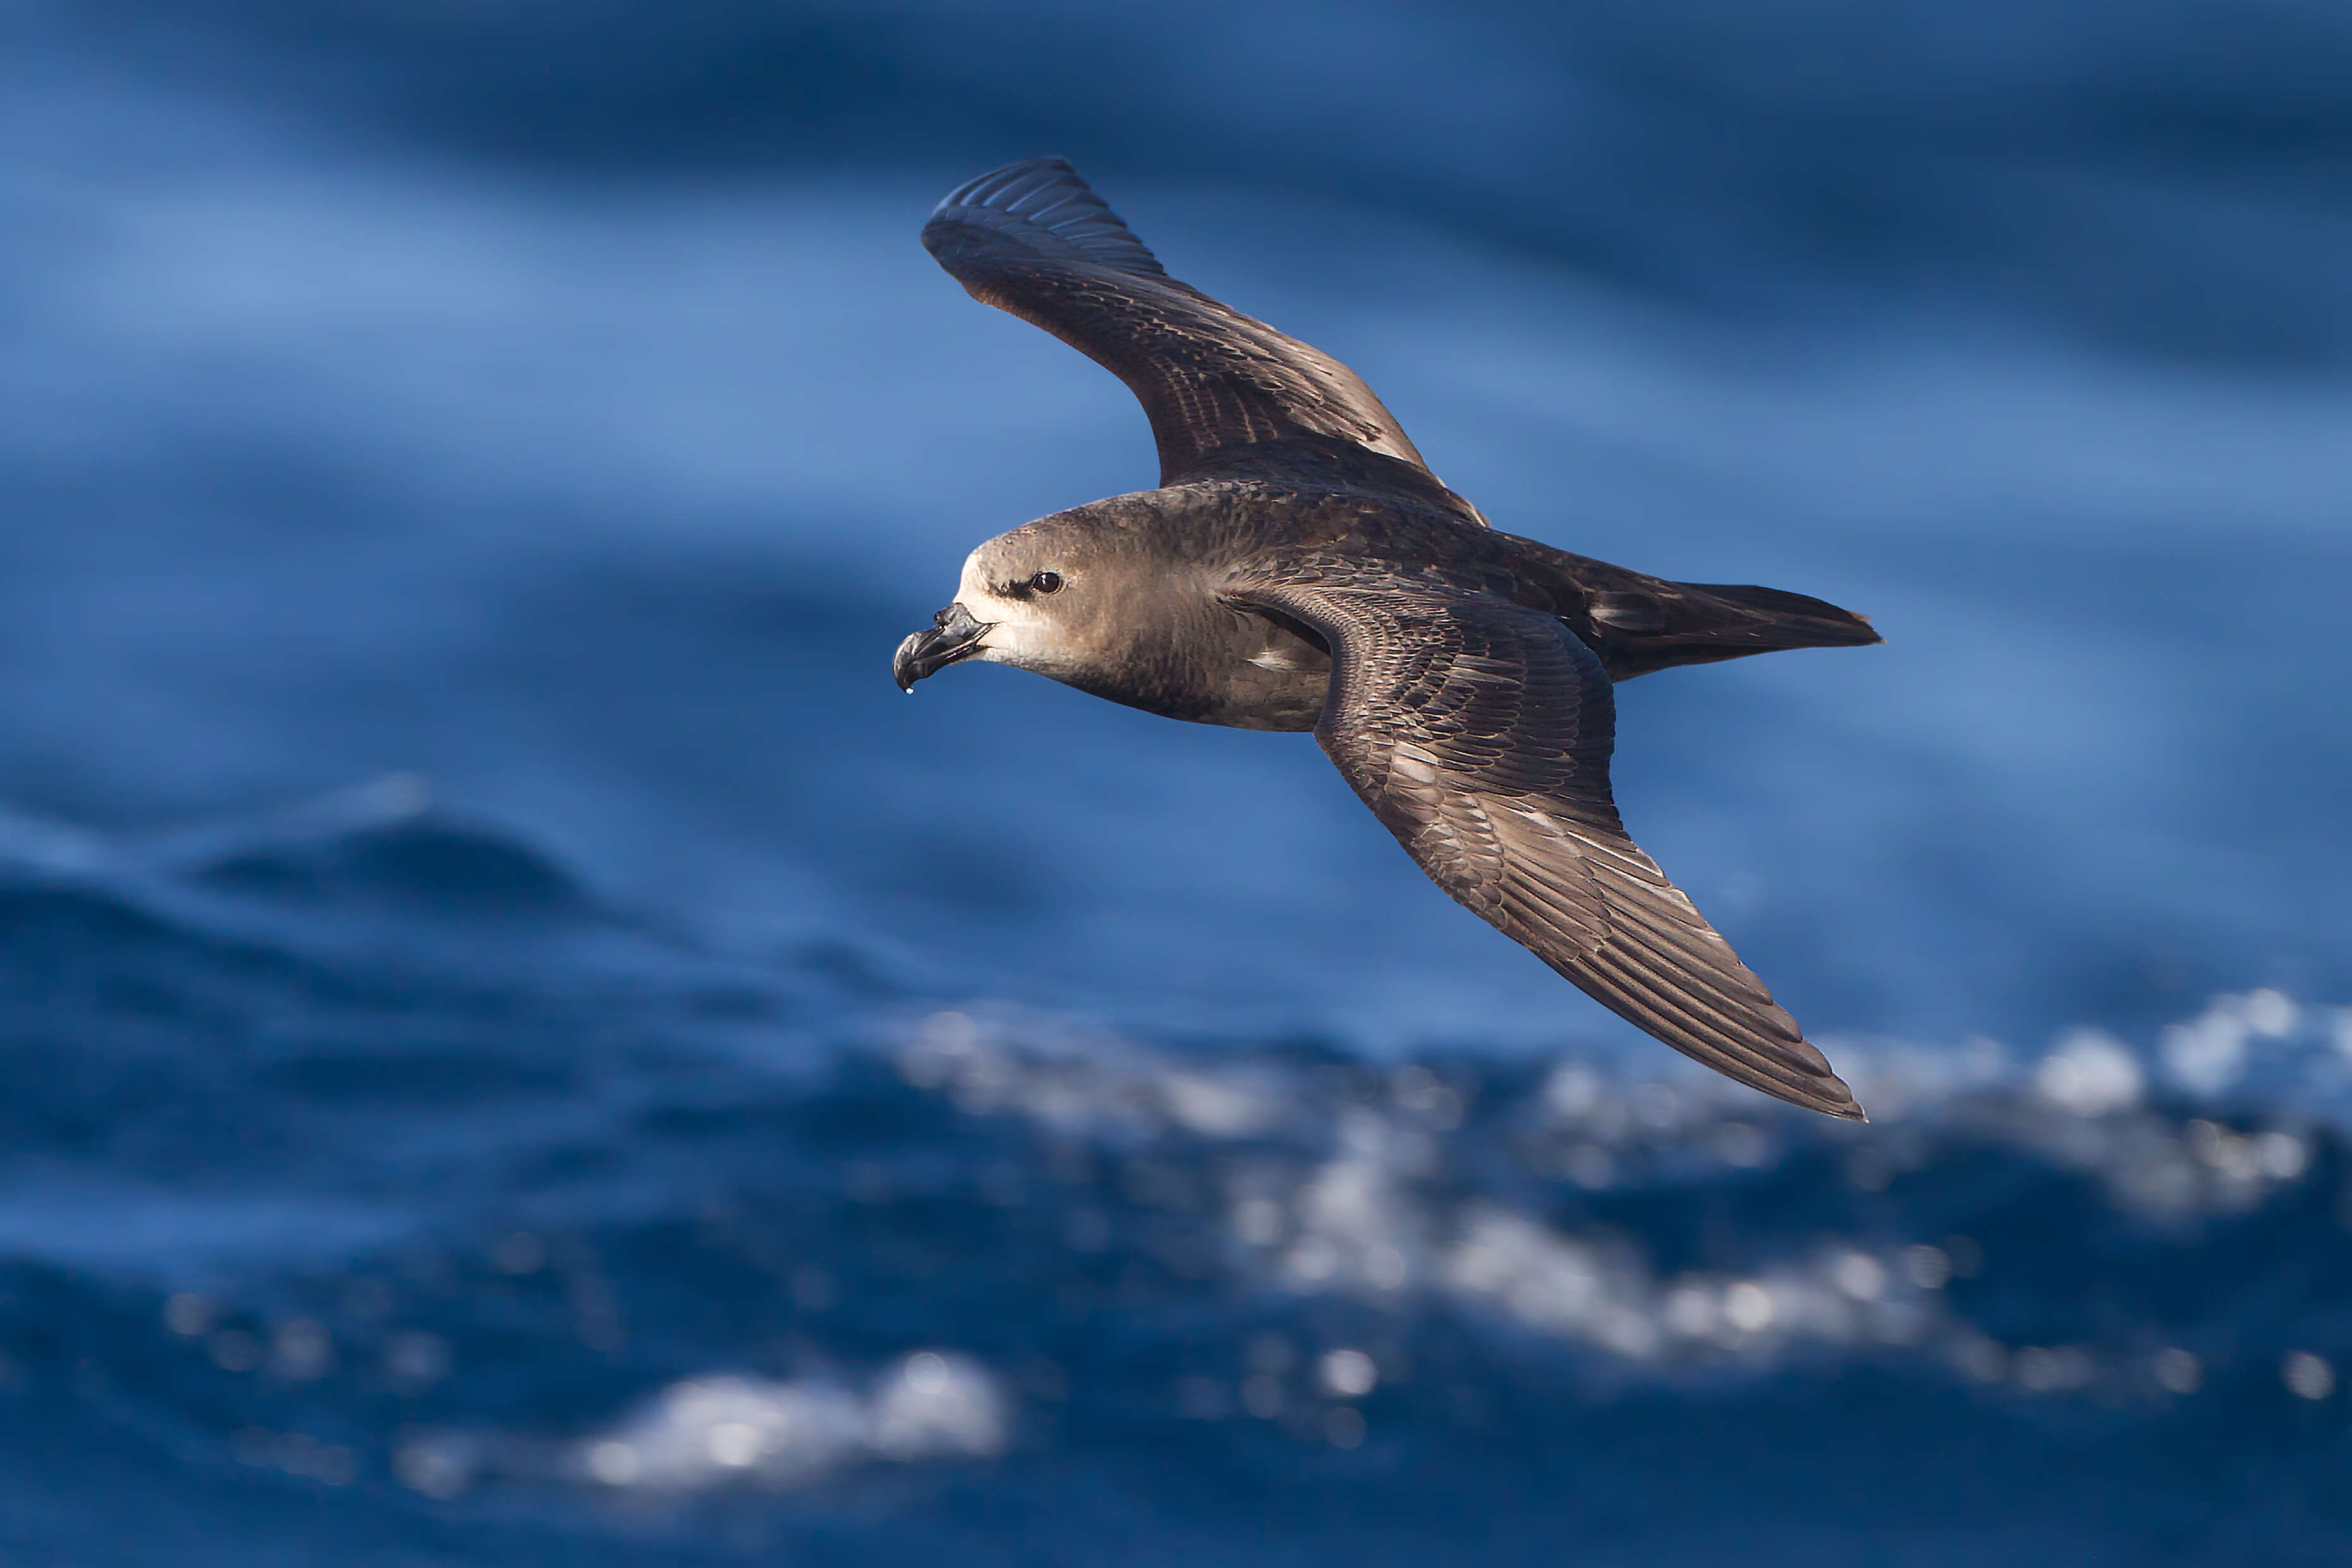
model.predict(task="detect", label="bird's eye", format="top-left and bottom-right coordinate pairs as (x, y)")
top-left (1029, 570), bottom-right (1064, 595)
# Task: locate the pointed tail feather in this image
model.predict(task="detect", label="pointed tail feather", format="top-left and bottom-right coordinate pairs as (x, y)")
top-left (1595, 578), bottom-right (1882, 679)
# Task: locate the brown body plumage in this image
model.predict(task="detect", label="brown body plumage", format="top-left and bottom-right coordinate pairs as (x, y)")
top-left (894, 159), bottom-right (1882, 1119)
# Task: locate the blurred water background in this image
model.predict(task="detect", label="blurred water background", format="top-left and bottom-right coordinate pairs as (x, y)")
top-left (2, 1), bottom-right (2350, 1562)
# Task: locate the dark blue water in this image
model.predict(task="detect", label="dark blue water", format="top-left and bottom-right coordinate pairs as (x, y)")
top-left (3, 3), bottom-right (2351, 1561)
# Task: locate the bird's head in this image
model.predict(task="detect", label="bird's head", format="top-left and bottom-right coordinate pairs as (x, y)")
top-left (892, 513), bottom-right (1147, 693)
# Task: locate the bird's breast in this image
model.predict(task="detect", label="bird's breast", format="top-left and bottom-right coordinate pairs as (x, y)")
top-left (1057, 602), bottom-right (1329, 732)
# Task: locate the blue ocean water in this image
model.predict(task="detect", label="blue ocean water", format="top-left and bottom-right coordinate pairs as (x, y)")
top-left (3, 2), bottom-right (2351, 1560)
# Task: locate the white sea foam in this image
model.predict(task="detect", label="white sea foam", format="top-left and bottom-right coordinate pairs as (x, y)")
top-left (877, 987), bottom-right (2348, 1396)
top-left (571, 1352), bottom-right (1008, 1494)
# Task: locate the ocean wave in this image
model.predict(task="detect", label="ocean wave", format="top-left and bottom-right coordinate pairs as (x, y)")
top-left (0, 786), bottom-right (2341, 1558)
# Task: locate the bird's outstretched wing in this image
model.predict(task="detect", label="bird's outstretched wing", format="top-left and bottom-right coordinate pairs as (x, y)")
top-left (1234, 579), bottom-right (1863, 1119)
top-left (923, 157), bottom-right (1453, 501)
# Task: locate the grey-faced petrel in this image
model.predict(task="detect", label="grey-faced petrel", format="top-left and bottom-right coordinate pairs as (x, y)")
top-left (893, 157), bottom-right (1883, 1120)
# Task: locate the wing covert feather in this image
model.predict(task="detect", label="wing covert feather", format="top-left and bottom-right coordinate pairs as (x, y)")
top-left (1238, 582), bottom-right (1863, 1119)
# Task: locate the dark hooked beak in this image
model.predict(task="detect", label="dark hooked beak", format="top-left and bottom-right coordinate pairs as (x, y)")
top-left (892, 601), bottom-right (996, 693)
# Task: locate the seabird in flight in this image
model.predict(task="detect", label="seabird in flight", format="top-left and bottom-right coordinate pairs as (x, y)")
top-left (893, 158), bottom-right (1883, 1119)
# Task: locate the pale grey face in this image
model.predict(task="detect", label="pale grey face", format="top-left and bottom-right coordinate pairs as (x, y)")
top-left (892, 518), bottom-right (1126, 692)
top-left (951, 532), bottom-right (1087, 676)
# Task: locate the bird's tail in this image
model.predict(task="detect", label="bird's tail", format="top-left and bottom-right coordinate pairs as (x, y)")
top-left (1599, 578), bottom-right (1882, 679)
top-left (1496, 529), bottom-right (1884, 680)
top-left (1675, 579), bottom-right (1883, 647)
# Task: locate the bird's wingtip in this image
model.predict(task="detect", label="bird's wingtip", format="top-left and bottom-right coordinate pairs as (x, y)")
top-left (923, 156), bottom-right (1167, 279)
